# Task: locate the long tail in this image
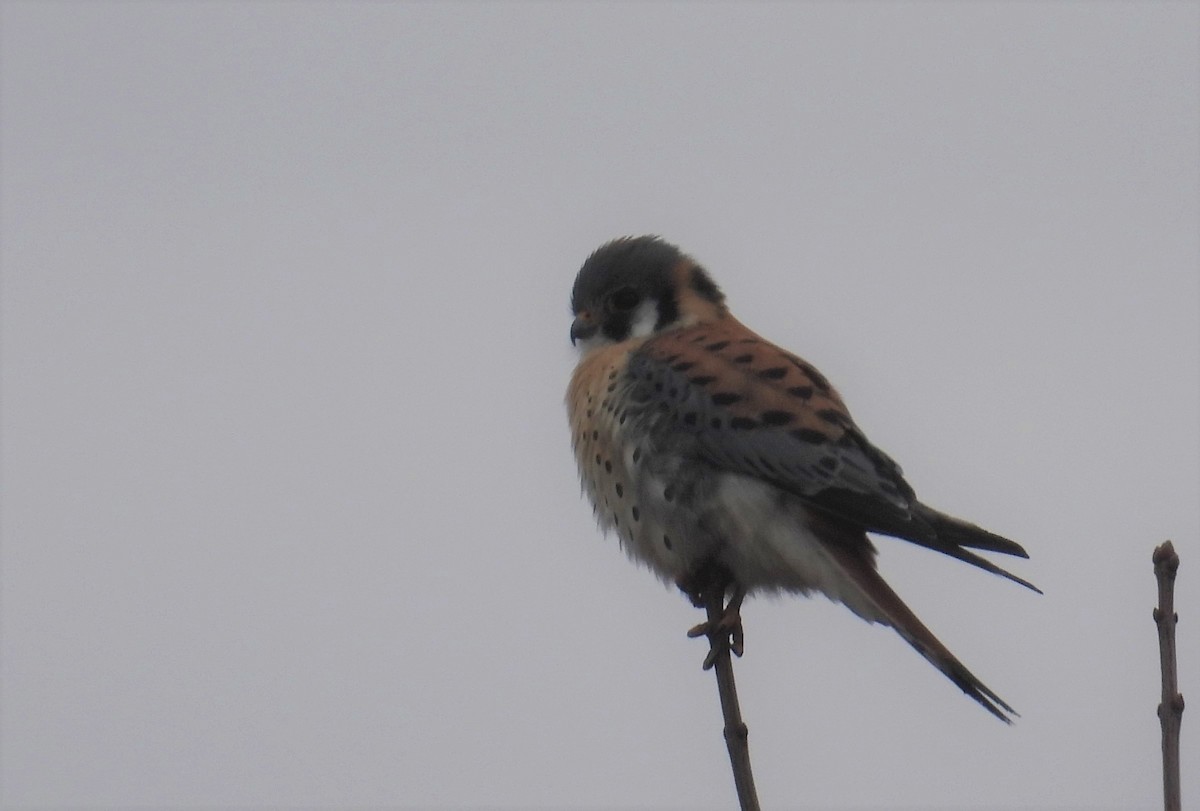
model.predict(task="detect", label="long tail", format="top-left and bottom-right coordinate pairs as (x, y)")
top-left (823, 536), bottom-right (1018, 723)
top-left (907, 503), bottom-right (1042, 594)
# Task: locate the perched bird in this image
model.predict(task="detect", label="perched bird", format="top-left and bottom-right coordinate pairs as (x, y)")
top-left (566, 235), bottom-right (1038, 722)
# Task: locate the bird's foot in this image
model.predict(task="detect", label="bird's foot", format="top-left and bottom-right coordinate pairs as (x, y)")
top-left (686, 587), bottom-right (746, 670)
top-left (676, 560), bottom-right (746, 670)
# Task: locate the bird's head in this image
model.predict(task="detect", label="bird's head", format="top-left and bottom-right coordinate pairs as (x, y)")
top-left (569, 236), bottom-right (726, 353)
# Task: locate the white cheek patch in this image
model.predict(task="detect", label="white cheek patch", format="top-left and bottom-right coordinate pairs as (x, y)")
top-left (573, 300), bottom-right (662, 356)
top-left (573, 334), bottom-right (608, 356)
top-left (628, 300), bottom-right (660, 338)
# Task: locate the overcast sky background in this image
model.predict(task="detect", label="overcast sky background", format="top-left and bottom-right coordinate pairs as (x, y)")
top-left (2, 2), bottom-right (1198, 810)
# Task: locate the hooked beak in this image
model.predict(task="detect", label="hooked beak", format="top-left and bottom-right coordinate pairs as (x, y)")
top-left (570, 313), bottom-right (598, 346)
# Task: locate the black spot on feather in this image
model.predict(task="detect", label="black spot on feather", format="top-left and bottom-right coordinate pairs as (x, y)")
top-left (759, 410), bottom-right (794, 426)
top-left (816, 408), bottom-right (843, 425)
top-left (806, 366), bottom-right (831, 392)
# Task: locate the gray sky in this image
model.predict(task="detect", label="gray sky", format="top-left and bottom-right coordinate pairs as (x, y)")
top-left (2, 2), bottom-right (1197, 809)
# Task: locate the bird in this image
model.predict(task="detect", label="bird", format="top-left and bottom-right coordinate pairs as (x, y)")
top-left (566, 235), bottom-right (1038, 722)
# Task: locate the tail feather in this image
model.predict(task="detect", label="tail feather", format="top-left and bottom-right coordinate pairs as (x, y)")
top-left (823, 537), bottom-right (1018, 723)
top-left (901, 504), bottom-right (1041, 593)
top-left (917, 504), bottom-right (1029, 558)
top-left (930, 544), bottom-right (1042, 594)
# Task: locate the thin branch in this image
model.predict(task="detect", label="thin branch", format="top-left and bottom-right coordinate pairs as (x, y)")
top-left (1153, 541), bottom-right (1184, 811)
top-left (702, 590), bottom-right (760, 811)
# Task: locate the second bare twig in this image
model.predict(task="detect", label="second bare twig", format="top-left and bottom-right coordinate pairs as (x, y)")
top-left (1152, 540), bottom-right (1184, 811)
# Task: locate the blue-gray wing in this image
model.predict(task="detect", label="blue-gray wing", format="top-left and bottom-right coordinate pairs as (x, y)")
top-left (624, 320), bottom-right (1034, 584)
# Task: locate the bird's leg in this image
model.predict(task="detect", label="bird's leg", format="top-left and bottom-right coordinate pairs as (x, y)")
top-left (677, 561), bottom-right (746, 670)
top-left (688, 586), bottom-right (746, 669)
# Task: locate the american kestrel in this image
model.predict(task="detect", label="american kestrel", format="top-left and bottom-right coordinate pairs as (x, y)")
top-left (566, 236), bottom-right (1037, 722)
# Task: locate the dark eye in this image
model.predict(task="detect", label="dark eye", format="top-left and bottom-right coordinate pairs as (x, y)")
top-left (610, 286), bottom-right (640, 311)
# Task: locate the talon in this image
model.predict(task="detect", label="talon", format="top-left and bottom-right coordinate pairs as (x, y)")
top-left (721, 588), bottom-right (746, 656)
top-left (730, 628), bottom-right (744, 658)
top-left (687, 585), bottom-right (747, 668)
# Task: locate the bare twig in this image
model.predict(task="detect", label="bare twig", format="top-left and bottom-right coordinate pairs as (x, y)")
top-left (1153, 541), bottom-right (1184, 811)
top-left (702, 589), bottom-right (760, 811)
